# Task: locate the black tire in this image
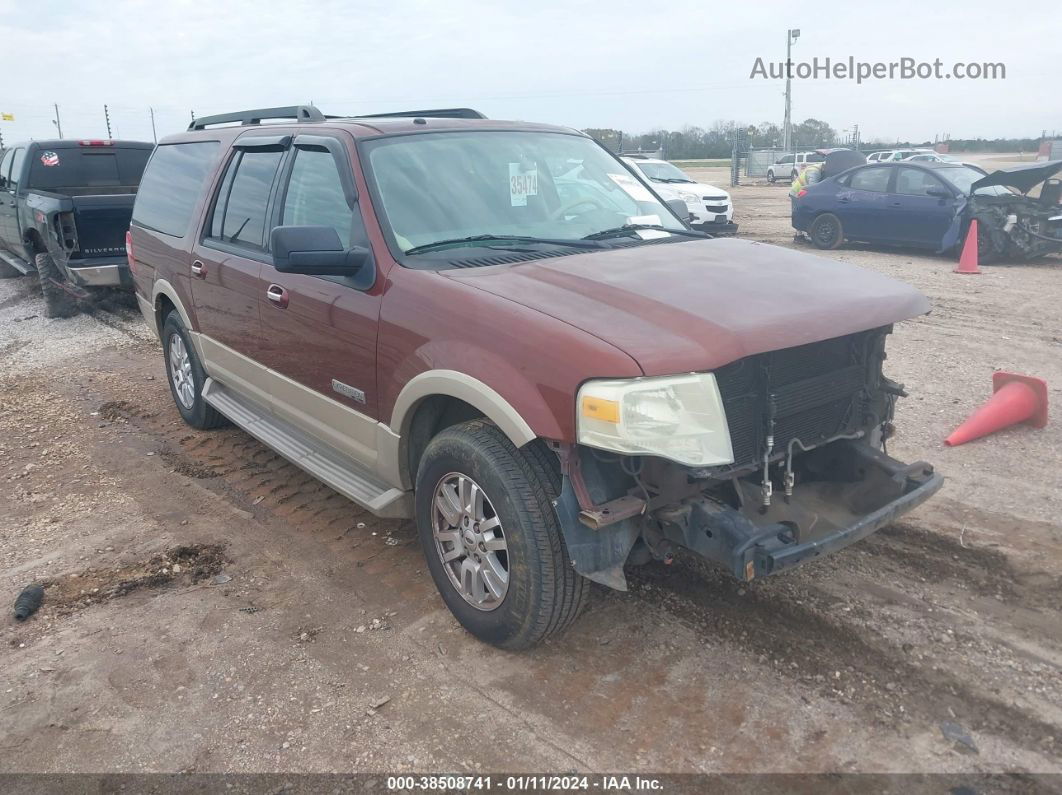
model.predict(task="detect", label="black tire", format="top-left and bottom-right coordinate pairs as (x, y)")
top-left (161, 311), bottom-right (226, 430)
top-left (35, 253), bottom-right (78, 318)
top-left (809, 212), bottom-right (845, 250)
top-left (972, 215), bottom-right (1003, 265)
top-left (415, 420), bottom-right (588, 649)
top-left (767, 170), bottom-right (776, 184)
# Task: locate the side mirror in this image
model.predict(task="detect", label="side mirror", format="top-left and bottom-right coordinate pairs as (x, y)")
top-left (925, 186), bottom-right (951, 199)
top-left (271, 225), bottom-right (368, 276)
top-left (665, 198), bottom-right (692, 222)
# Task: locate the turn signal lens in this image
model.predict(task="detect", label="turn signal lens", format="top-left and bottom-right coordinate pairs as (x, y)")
top-left (581, 395), bottom-right (620, 424)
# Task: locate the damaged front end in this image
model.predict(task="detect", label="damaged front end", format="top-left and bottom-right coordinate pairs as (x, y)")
top-left (550, 326), bottom-right (943, 590)
top-left (963, 161), bottom-right (1062, 261)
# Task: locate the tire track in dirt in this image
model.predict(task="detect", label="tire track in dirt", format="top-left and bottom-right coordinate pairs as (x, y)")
top-left (630, 542), bottom-right (1061, 757)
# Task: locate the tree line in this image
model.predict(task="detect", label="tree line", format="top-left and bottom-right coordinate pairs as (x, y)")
top-left (584, 119), bottom-right (1045, 158)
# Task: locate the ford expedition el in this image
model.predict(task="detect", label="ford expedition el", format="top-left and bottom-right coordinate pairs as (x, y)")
top-left (128, 105), bottom-right (942, 649)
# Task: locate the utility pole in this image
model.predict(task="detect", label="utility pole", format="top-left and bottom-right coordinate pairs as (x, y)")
top-left (104, 104), bottom-right (113, 139)
top-left (53, 103), bottom-right (63, 138)
top-left (852, 123), bottom-right (860, 151)
top-left (782, 28), bottom-right (800, 152)
top-left (149, 107), bottom-right (157, 143)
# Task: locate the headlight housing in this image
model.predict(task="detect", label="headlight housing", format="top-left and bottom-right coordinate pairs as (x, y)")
top-left (677, 190), bottom-right (700, 206)
top-left (577, 374), bottom-right (734, 467)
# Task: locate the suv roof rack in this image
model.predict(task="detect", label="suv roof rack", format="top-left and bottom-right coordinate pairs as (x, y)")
top-left (354, 108), bottom-right (487, 120)
top-left (188, 105), bottom-right (326, 131)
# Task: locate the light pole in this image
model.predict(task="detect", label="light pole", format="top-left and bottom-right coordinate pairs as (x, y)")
top-left (783, 28), bottom-right (800, 152)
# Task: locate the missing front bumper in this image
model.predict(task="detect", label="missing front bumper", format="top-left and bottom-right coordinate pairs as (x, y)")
top-left (657, 442), bottom-right (943, 582)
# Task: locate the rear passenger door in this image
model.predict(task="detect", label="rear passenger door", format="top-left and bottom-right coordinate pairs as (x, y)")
top-left (0, 147), bottom-right (25, 256)
top-left (191, 136), bottom-right (287, 408)
top-left (837, 166), bottom-right (893, 241)
top-left (257, 133), bottom-right (383, 466)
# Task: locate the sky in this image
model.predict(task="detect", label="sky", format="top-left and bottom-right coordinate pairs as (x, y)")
top-left (0, 0), bottom-right (1059, 146)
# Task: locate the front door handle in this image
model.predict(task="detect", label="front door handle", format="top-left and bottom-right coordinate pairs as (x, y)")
top-left (266, 284), bottom-right (289, 308)
top-left (190, 260), bottom-right (206, 278)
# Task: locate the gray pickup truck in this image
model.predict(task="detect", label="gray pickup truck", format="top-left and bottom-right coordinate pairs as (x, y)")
top-left (0, 139), bottom-right (153, 317)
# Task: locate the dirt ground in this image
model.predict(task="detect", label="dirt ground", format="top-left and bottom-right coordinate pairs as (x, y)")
top-left (1, 167), bottom-right (1060, 776)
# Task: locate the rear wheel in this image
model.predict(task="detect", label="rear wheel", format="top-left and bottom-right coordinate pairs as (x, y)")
top-left (35, 253), bottom-right (78, 318)
top-left (161, 311), bottom-right (226, 430)
top-left (415, 420), bottom-right (588, 649)
top-left (809, 213), bottom-right (844, 250)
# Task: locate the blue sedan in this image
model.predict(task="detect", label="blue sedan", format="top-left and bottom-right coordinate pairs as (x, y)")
top-left (792, 161), bottom-right (1007, 253)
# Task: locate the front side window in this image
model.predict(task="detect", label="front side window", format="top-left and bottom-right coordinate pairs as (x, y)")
top-left (849, 167), bottom-right (892, 192)
top-left (362, 130), bottom-right (684, 259)
top-left (133, 142), bottom-right (220, 237)
top-left (895, 167), bottom-right (944, 196)
top-left (281, 148), bottom-right (353, 248)
top-left (208, 149), bottom-right (284, 251)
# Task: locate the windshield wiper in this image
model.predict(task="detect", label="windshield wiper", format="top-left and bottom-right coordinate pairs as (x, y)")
top-left (404, 234), bottom-right (603, 256)
top-left (582, 224), bottom-right (710, 241)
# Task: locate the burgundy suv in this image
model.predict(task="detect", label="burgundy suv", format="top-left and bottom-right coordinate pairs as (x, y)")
top-left (128, 105), bottom-right (942, 649)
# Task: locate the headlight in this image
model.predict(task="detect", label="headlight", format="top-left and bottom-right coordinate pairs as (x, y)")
top-left (677, 190), bottom-right (699, 205)
top-left (577, 374), bottom-right (734, 467)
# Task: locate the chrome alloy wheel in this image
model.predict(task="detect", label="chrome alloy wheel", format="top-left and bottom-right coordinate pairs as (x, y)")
top-left (432, 472), bottom-right (509, 610)
top-left (168, 333), bottom-right (195, 410)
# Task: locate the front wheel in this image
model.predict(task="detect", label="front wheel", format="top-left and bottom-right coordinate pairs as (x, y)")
top-left (415, 421), bottom-right (588, 649)
top-left (972, 215), bottom-right (1003, 264)
top-left (809, 212), bottom-right (845, 250)
top-left (161, 311), bottom-right (226, 430)
top-left (767, 170), bottom-right (776, 184)
top-left (35, 253), bottom-right (78, 318)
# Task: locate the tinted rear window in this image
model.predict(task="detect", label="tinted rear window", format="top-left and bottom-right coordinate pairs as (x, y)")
top-left (27, 147), bottom-right (152, 191)
top-left (132, 142), bottom-right (220, 237)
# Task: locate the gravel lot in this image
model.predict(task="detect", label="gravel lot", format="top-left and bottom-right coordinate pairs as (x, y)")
top-left (1, 168), bottom-right (1060, 776)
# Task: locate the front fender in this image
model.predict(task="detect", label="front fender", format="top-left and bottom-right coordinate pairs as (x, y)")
top-left (390, 368), bottom-right (538, 448)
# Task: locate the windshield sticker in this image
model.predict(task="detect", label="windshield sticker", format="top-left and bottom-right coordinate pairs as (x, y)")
top-left (40, 151), bottom-right (60, 167)
top-left (627, 214), bottom-right (662, 226)
top-left (509, 163), bottom-right (538, 207)
top-left (608, 173), bottom-right (654, 202)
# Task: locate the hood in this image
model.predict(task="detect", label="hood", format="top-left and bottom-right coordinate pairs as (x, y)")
top-left (970, 160), bottom-right (1062, 194)
top-left (641, 175), bottom-right (728, 201)
top-left (691, 181), bottom-right (729, 200)
top-left (443, 238), bottom-right (929, 376)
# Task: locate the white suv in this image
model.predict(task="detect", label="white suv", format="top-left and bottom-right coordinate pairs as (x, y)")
top-left (621, 156), bottom-right (736, 234)
top-left (766, 151), bottom-right (823, 183)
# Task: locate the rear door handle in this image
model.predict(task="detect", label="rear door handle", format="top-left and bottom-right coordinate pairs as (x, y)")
top-left (266, 284), bottom-right (289, 308)
top-left (190, 260), bottom-right (206, 278)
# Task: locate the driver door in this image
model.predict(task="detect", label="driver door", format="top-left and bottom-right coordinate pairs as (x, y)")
top-left (257, 133), bottom-right (383, 467)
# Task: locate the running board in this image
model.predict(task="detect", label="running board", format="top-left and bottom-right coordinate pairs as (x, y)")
top-left (202, 378), bottom-right (412, 519)
top-left (0, 250), bottom-right (32, 275)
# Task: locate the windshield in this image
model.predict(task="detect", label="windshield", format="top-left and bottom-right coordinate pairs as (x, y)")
top-left (634, 161), bottom-right (693, 183)
top-left (362, 131), bottom-right (684, 256)
top-left (941, 166), bottom-right (1014, 196)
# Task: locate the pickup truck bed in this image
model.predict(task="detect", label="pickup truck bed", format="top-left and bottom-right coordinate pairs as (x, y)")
top-left (0, 139), bottom-right (153, 315)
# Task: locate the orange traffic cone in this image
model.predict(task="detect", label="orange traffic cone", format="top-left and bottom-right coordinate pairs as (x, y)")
top-left (945, 372), bottom-right (1048, 447)
top-left (954, 220), bottom-right (982, 274)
